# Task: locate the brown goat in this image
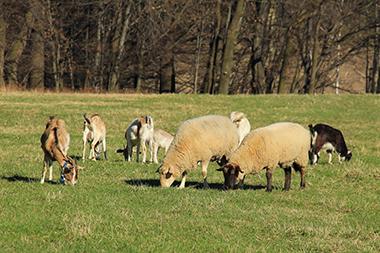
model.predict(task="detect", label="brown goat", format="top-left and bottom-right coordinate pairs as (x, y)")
top-left (40, 116), bottom-right (78, 185)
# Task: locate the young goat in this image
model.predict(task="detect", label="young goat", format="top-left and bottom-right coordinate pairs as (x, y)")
top-left (82, 114), bottom-right (107, 161)
top-left (230, 111), bottom-right (251, 144)
top-left (309, 123), bottom-right (352, 164)
top-left (117, 116), bottom-right (154, 163)
top-left (40, 117), bottom-right (78, 185)
top-left (152, 128), bottom-right (173, 164)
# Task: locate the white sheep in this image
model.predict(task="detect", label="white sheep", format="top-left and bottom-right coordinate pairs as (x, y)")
top-left (82, 113), bottom-right (107, 161)
top-left (158, 115), bottom-right (239, 189)
top-left (40, 116), bottom-right (78, 185)
top-left (218, 122), bottom-right (311, 191)
top-left (230, 111), bottom-right (251, 144)
top-left (152, 128), bottom-right (174, 164)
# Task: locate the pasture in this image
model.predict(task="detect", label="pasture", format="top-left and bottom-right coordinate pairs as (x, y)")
top-left (0, 92), bottom-right (379, 252)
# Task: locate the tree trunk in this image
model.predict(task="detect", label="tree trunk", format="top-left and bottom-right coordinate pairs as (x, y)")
top-left (159, 51), bottom-right (175, 93)
top-left (29, 29), bottom-right (45, 89)
top-left (308, 14), bottom-right (320, 94)
top-left (5, 11), bottom-right (32, 85)
top-left (0, 9), bottom-right (6, 90)
top-left (277, 29), bottom-right (290, 94)
top-left (219, 0), bottom-right (245, 94)
top-left (94, 1), bottom-right (104, 92)
top-left (29, 0), bottom-right (45, 90)
top-left (193, 22), bottom-right (203, 94)
top-left (202, 0), bottom-right (221, 94)
top-left (109, 1), bottom-right (131, 92)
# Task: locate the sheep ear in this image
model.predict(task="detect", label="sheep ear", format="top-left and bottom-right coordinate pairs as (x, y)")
top-left (155, 165), bottom-right (162, 173)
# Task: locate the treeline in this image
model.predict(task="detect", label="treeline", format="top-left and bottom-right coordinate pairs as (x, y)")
top-left (0, 0), bottom-right (379, 94)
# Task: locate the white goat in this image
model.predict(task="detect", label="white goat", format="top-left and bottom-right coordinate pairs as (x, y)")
top-left (82, 114), bottom-right (107, 161)
top-left (230, 111), bottom-right (251, 145)
top-left (117, 115), bottom-right (154, 163)
top-left (152, 128), bottom-right (174, 164)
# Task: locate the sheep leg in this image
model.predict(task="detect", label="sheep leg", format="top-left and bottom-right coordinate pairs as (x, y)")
top-left (201, 160), bottom-right (210, 189)
top-left (283, 167), bottom-right (292, 191)
top-left (293, 163), bottom-right (306, 189)
top-left (179, 171), bottom-right (187, 189)
top-left (265, 169), bottom-right (273, 192)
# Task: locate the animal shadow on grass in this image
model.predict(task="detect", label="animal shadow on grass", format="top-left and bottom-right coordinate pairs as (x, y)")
top-left (1, 174), bottom-right (60, 185)
top-left (124, 178), bottom-right (266, 191)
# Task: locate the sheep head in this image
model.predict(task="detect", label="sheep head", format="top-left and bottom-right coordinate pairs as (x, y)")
top-left (217, 162), bottom-right (244, 190)
top-left (158, 164), bottom-right (177, 188)
top-left (61, 158), bottom-right (79, 185)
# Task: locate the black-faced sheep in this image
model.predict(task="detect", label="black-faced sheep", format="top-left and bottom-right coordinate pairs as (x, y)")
top-left (309, 123), bottom-right (352, 164)
top-left (158, 115), bottom-right (239, 189)
top-left (218, 122), bottom-right (312, 191)
top-left (40, 116), bottom-right (78, 185)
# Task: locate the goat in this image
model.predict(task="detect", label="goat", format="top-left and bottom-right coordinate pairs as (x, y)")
top-left (82, 113), bottom-right (107, 161)
top-left (40, 116), bottom-right (78, 185)
top-left (309, 123), bottom-right (352, 164)
top-left (117, 115), bottom-right (154, 163)
top-left (152, 128), bottom-right (173, 164)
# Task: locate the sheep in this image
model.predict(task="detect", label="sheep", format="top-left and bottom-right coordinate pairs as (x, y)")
top-left (158, 115), bottom-right (239, 189)
top-left (117, 115), bottom-right (154, 163)
top-left (308, 123), bottom-right (352, 164)
top-left (217, 122), bottom-right (312, 191)
top-left (82, 113), bottom-right (107, 161)
top-left (40, 116), bottom-right (78, 185)
top-left (152, 128), bottom-right (174, 164)
top-left (230, 111), bottom-right (251, 144)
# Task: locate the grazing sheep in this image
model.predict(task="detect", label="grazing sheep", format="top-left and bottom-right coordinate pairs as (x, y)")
top-left (82, 113), bottom-right (107, 161)
top-left (158, 115), bottom-right (239, 189)
top-left (152, 128), bottom-right (174, 164)
top-left (117, 115), bottom-right (154, 163)
top-left (40, 116), bottom-right (78, 185)
top-left (230, 111), bottom-right (251, 144)
top-left (309, 123), bottom-right (352, 164)
top-left (218, 122), bottom-right (312, 191)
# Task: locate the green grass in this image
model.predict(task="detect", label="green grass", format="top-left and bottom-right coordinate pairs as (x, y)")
top-left (0, 92), bottom-right (379, 252)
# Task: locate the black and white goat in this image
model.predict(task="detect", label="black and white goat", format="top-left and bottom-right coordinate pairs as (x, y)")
top-left (309, 123), bottom-right (352, 164)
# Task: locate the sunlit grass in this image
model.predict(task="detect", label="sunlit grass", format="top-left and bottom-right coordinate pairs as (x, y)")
top-left (0, 92), bottom-right (379, 252)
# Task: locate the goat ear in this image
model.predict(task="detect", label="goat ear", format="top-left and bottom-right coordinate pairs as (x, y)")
top-left (83, 114), bottom-right (91, 124)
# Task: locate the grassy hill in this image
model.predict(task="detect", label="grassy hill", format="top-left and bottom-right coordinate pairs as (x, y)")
top-left (0, 92), bottom-right (379, 252)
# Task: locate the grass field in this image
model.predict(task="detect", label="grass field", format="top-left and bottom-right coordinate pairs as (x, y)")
top-left (0, 92), bottom-right (379, 252)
